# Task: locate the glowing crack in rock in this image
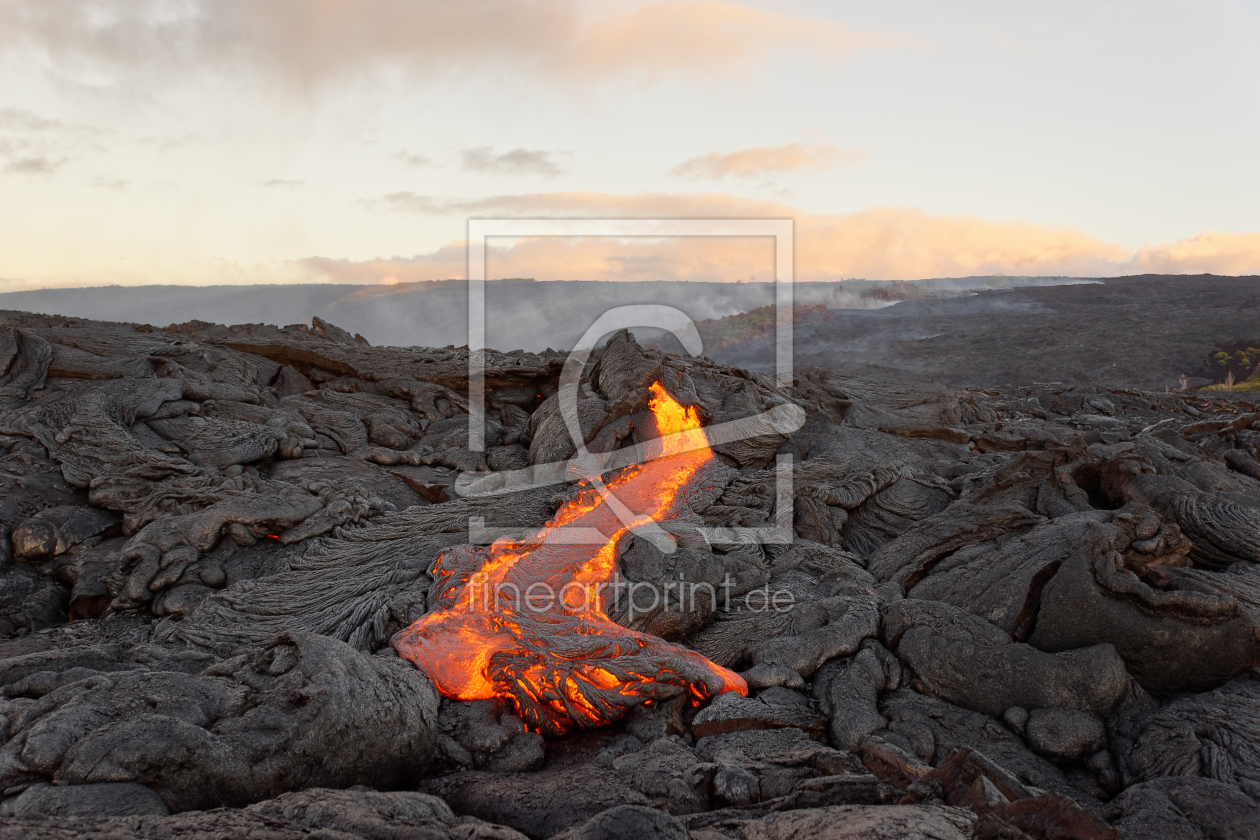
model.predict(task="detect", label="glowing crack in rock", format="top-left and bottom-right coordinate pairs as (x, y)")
top-left (392, 382), bottom-right (747, 735)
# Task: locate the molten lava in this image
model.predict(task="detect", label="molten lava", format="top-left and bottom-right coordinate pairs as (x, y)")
top-left (392, 382), bottom-right (747, 735)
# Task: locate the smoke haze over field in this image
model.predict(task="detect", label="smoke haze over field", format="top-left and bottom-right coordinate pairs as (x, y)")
top-left (0, 275), bottom-right (1094, 352)
top-left (0, 279), bottom-right (785, 351)
top-left (3, 275), bottom-right (1250, 394)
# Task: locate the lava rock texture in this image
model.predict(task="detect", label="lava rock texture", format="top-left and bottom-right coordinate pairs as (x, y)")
top-left (1, 308), bottom-right (1259, 839)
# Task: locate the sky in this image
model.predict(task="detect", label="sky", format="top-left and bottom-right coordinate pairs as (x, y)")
top-left (0, 0), bottom-right (1258, 291)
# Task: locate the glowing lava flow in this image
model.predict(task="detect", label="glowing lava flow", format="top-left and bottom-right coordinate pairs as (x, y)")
top-left (392, 383), bottom-right (747, 735)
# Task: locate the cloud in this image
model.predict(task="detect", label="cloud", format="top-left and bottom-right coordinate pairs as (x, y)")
top-left (461, 146), bottom-right (567, 177)
top-left (672, 142), bottom-right (868, 178)
top-left (136, 134), bottom-right (196, 152)
top-left (366, 190), bottom-right (777, 218)
top-left (0, 106), bottom-right (85, 174)
top-left (367, 193), bottom-right (446, 214)
top-left (341, 190), bottom-right (1260, 284)
top-left (796, 207), bottom-right (1130, 281)
top-left (551, 1), bottom-right (914, 83)
top-left (0, 107), bottom-right (68, 132)
top-left (396, 152), bottom-right (433, 168)
top-left (300, 244), bottom-right (468, 286)
top-left (0, 1), bottom-right (913, 90)
top-left (0, 130), bottom-right (71, 173)
top-left (258, 178), bottom-right (303, 189)
top-left (2, 155), bottom-right (65, 174)
top-left (1127, 231), bottom-right (1260, 277)
top-left (0, 105), bottom-right (92, 175)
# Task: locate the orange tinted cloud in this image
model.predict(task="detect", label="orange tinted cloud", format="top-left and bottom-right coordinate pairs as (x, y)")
top-left (672, 143), bottom-right (868, 178)
top-left (301, 238), bottom-right (775, 285)
top-left (368, 190), bottom-right (782, 218)
top-left (313, 192), bottom-right (1260, 284)
top-left (796, 207), bottom-right (1130, 280)
top-left (1127, 231), bottom-right (1260, 276)
top-left (0, 1), bottom-right (911, 87)
top-left (301, 243), bottom-right (468, 286)
top-left (305, 192), bottom-right (1118, 283)
top-left (557, 2), bottom-right (913, 82)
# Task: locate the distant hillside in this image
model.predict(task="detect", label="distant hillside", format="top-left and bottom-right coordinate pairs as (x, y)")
top-left (0, 275), bottom-right (1082, 353)
top-left (645, 303), bottom-right (833, 354)
top-left (0, 280), bottom-right (774, 352)
top-left (6, 274), bottom-right (1251, 390)
top-left (701, 274), bottom-right (1260, 391)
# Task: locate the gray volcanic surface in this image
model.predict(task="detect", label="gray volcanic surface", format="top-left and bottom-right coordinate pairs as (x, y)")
top-left (0, 279), bottom-right (784, 353)
top-left (0, 279), bottom-right (1259, 838)
top-left (4, 275), bottom-right (1256, 393)
top-left (710, 275), bottom-right (1260, 391)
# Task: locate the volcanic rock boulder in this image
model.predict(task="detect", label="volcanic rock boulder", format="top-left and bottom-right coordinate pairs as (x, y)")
top-left (693, 727), bottom-right (872, 806)
top-left (0, 787), bottom-right (529, 840)
top-left (552, 804), bottom-right (689, 840)
top-left (0, 566), bottom-right (68, 637)
top-left (0, 781), bottom-right (169, 818)
top-left (528, 390), bottom-right (610, 465)
top-left (605, 521), bottom-right (733, 642)
top-left (704, 449), bottom-right (953, 556)
top-left (9, 506), bottom-right (119, 563)
top-left (687, 540), bottom-right (881, 683)
top-left (1114, 676), bottom-right (1260, 801)
top-left (1101, 777), bottom-right (1260, 840)
top-left (0, 633), bottom-right (440, 811)
top-left (268, 455), bottom-right (429, 511)
top-left (0, 328), bottom-right (52, 411)
top-left (600, 729), bottom-right (716, 814)
top-left (1165, 560), bottom-right (1260, 630)
top-left (1121, 470), bottom-right (1260, 572)
top-left (685, 803), bottom-right (977, 840)
top-left (690, 688), bottom-right (827, 739)
top-left (878, 453), bottom-right (1260, 694)
top-left (146, 414), bottom-right (287, 467)
top-left (840, 472), bottom-right (956, 558)
top-left (786, 450), bottom-right (955, 555)
top-left (903, 511), bottom-right (1104, 639)
top-left (811, 646), bottom-right (893, 749)
top-left (423, 765), bottom-right (657, 839)
top-left (432, 698), bottom-right (544, 774)
top-left (882, 599), bottom-right (1130, 718)
top-left (1023, 707), bottom-right (1107, 762)
top-left (0, 433), bottom-right (86, 562)
top-left (1029, 541), bottom-right (1260, 693)
top-left (867, 499), bottom-right (1048, 593)
top-left (879, 688), bottom-right (1096, 803)
top-left (0, 620), bottom-right (213, 699)
top-left (586, 330), bottom-right (663, 420)
top-left (429, 725), bottom-right (880, 837)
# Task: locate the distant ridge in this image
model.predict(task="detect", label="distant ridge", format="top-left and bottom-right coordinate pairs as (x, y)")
top-left (0, 276), bottom-right (1097, 352)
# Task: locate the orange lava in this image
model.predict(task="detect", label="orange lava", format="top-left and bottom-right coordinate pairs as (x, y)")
top-left (392, 382), bottom-right (747, 734)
